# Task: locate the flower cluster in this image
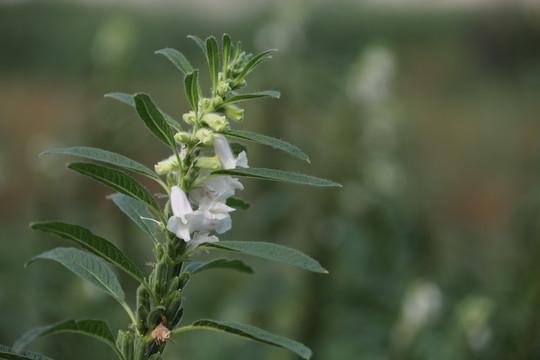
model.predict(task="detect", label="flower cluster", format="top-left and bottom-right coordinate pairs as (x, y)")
top-left (165, 134), bottom-right (248, 249)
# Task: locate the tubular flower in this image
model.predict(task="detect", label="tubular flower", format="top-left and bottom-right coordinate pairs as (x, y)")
top-left (213, 134), bottom-right (248, 169)
top-left (190, 176), bottom-right (244, 203)
top-left (166, 186), bottom-right (198, 241)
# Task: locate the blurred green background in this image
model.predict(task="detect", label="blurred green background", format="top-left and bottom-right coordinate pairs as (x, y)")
top-left (1, 0), bottom-right (540, 359)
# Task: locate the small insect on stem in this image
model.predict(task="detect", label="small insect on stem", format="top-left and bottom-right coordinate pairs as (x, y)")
top-left (151, 315), bottom-right (170, 346)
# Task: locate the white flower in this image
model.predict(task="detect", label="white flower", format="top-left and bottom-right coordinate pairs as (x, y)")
top-left (198, 196), bottom-right (235, 220)
top-left (166, 186), bottom-right (198, 241)
top-left (186, 232), bottom-right (219, 251)
top-left (213, 134), bottom-right (248, 169)
top-left (167, 186), bottom-right (234, 241)
top-left (190, 176), bottom-right (244, 203)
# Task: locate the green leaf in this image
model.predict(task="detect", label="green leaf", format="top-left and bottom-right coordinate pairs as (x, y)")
top-left (134, 93), bottom-right (176, 148)
top-left (222, 130), bottom-right (309, 162)
top-left (173, 320), bottom-right (311, 359)
top-left (206, 36), bottom-right (220, 94)
top-left (155, 48), bottom-right (194, 74)
top-left (0, 348), bottom-right (52, 360)
top-left (198, 241), bottom-right (327, 273)
top-left (188, 35), bottom-right (208, 56)
top-left (0, 345), bottom-right (54, 360)
top-left (222, 33), bottom-right (232, 76)
top-left (226, 197), bottom-right (250, 210)
top-left (41, 147), bottom-right (159, 180)
top-left (27, 247), bottom-right (125, 301)
top-left (210, 168), bottom-right (340, 187)
top-left (13, 320), bottom-right (122, 360)
top-left (185, 258), bottom-right (254, 275)
top-left (30, 221), bottom-right (146, 286)
top-left (67, 162), bottom-right (162, 216)
top-left (107, 193), bottom-right (159, 241)
top-left (104, 92), bottom-right (135, 106)
top-left (105, 92), bottom-right (182, 131)
top-left (238, 49), bottom-right (276, 80)
top-left (184, 71), bottom-right (200, 113)
top-left (220, 91), bottom-right (280, 106)
top-left (229, 142), bottom-right (247, 156)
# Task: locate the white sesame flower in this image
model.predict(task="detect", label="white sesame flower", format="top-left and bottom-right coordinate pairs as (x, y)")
top-left (190, 176), bottom-right (244, 203)
top-left (213, 134), bottom-right (248, 169)
top-left (166, 186), bottom-right (197, 241)
top-left (167, 186), bottom-right (235, 242)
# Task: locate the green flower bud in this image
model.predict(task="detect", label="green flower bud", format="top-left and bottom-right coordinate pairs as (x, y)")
top-left (200, 98), bottom-right (212, 112)
top-left (195, 128), bottom-right (214, 144)
top-left (212, 96), bottom-right (223, 107)
top-left (201, 113), bottom-right (229, 131)
top-left (174, 131), bottom-right (190, 143)
top-left (155, 155), bottom-right (178, 175)
top-left (217, 81), bottom-right (231, 96)
top-left (224, 104), bottom-right (244, 122)
top-left (195, 156), bottom-right (221, 170)
top-left (183, 111), bottom-right (196, 124)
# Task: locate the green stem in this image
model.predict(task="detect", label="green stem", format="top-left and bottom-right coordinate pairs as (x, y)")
top-left (191, 173), bottom-right (213, 188)
top-left (170, 324), bottom-right (198, 336)
top-left (119, 300), bottom-right (140, 336)
top-left (155, 177), bottom-right (170, 195)
top-left (112, 343), bottom-right (126, 360)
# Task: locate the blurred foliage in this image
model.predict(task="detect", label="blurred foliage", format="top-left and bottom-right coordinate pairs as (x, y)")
top-left (1, 1), bottom-right (540, 359)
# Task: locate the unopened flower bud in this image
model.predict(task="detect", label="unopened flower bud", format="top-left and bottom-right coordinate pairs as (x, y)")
top-left (212, 96), bottom-right (223, 107)
top-left (155, 155), bottom-right (178, 175)
top-left (200, 98), bottom-right (212, 112)
top-left (195, 156), bottom-right (222, 170)
top-left (217, 81), bottom-right (231, 96)
top-left (183, 111), bottom-right (196, 124)
top-left (174, 131), bottom-right (190, 144)
top-left (195, 128), bottom-right (214, 144)
top-left (224, 104), bottom-right (244, 122)
top-left (202, 113), bottom-right (229, 132)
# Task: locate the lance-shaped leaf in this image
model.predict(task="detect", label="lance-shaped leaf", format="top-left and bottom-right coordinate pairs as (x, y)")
top-left (0, 345), bottom-right (54, 360)
top-left (13, 320), bottom-right (122, 360)
top-left (236, 49), bottom-right (276, 83)
top-left (185, 258), bottom-right (254, 276)
top-left (188, 35), bottom-right (208, 56)
top-left (220, 91), bottom-right (280, 106)
top-left (184, 71), bottom-right (200, 113)
top-left (196, 241), bottom-right (327, 273)
top-left (222, 33), bottom-right (232, 76)
top-left (27, 247), bottom-right (125, 301)
top-left (226, 197), bottom-right (250, 210)
top-left (209, 168), bottom-right (340, 187)
top-left (172, 320), bottom-right (311, 359)
top-left (222, 130), bottom-right (309, 162)
top-left (155, 48), bottom-right (194, 75)
top-left (30, 221), bottom-right (146, 286)
top-left (134, 93), bottom-right (176, 148)
top-left (67, 162), bottom-right (161, 216)
top-left (206, 36), bottom-right (220, 94)
top-left (41, 147), bottom-right (159, 180)
top-left (107, 193), bottom-right (159, 242)
top-left (104, 92), bottom-right (182, 131)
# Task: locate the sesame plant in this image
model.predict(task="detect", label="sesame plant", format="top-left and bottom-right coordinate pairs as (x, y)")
top-left (1, 34), bottom-right (340, 360)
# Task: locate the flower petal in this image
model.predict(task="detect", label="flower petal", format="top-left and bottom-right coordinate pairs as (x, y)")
top-left (171, 186), bottom-right (192, 219)
top-left (214, 134), bottom-right (236, 169)
top-left (166, 216), bottom-right (191, 241)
